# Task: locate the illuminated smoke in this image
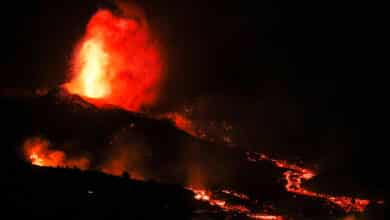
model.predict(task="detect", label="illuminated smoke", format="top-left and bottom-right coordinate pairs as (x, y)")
top-left (98, 129), bottom-right (148, 180)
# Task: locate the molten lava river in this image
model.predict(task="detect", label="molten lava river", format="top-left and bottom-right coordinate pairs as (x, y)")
top-left (21, 5), bottom-right (384, 220)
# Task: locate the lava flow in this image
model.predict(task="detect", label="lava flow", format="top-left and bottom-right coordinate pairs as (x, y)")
top-left (189, 188), bottom-right (283, 220)
top-left (64, 8), bottom-right (162, 112)
top-left (247, 152), bottom-right (371, 212)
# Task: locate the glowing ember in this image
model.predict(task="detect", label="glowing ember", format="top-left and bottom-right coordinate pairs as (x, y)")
top-left (64, 9), bottom-right (162, 111)
top-left (247, 152), bottom-right (371, 212)
top-left (23, 137), bottom-right (89, 170)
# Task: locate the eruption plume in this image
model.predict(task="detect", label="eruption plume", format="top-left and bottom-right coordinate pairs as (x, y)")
top-left (64, 7), bottom-right (162, 112)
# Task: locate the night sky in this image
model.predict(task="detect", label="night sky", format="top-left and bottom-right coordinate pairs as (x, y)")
top-left (1, 0), bottom-right (385, 192)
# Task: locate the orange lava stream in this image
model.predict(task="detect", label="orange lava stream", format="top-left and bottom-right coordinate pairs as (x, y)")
top-left (247, 152), bottom-right (371, 212)
top-left (188, 187), bottom-right (283, 220)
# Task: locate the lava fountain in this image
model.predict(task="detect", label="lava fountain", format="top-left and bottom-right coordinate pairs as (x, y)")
top-left (64, 8), bottom-right (163, 112)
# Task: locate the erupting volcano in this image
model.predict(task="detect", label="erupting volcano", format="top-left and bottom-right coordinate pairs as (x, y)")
top-left (9, 1), bottom-right (383, 219)
top-left (64, 8), bottom-right (162, 111)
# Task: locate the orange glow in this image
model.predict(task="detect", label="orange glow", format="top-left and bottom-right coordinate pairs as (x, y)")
top-left (64, 9), bottom-right (162, 111)
top-left (247, 152), bottom-right (371, 213)
top-left (23, 138), bottom-right (146, 180)
top-left (23, 137), bottom-right (89, 170)
top-left (29, 152), bottom-right (45, 166)
top-left (100, 158), bottom-right (144, 181)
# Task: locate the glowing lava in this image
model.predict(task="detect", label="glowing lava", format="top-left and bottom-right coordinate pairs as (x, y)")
top-left (221, 189), bottom-right (250, 200)
top-left (23, 137), bottom-right (89, 170)
top-left (247, 152), bottom-right (371, 212)
top-left (64, 9), bottom-right (162, 111)
top-left (247, 214), bottom-right (284, 220)
top-left (189, 187), bottom-right (283, 220)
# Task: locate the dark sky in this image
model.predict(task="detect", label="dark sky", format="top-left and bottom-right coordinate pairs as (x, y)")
top-left (1, 0), bottom-right (385, 189)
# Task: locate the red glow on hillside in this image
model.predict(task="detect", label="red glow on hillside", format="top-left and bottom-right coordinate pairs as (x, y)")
top-left (23, 137), bottom-right (89, 170)
top-left (164, 112), bottom-right (198, 137)
top-left (64, 9), bottom-right (162, 111)
top-left (100, 158), bottom-right (144, 180)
